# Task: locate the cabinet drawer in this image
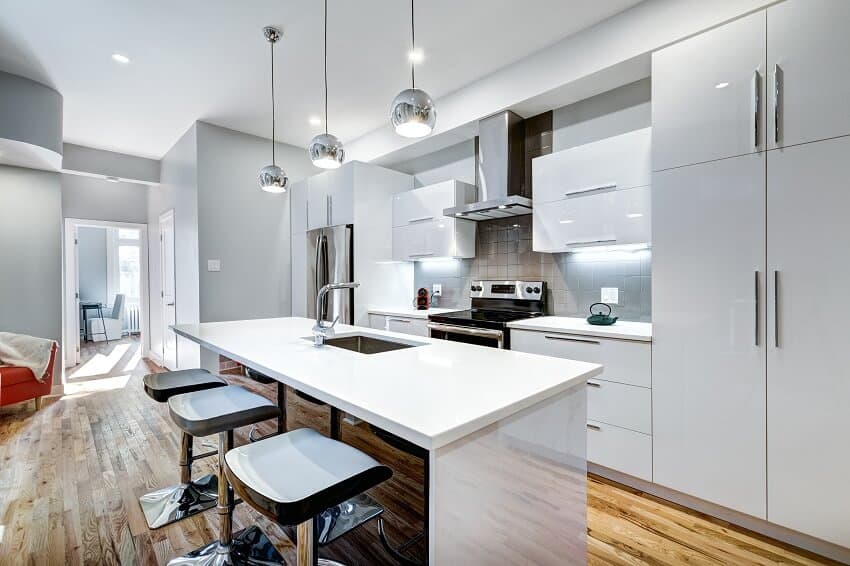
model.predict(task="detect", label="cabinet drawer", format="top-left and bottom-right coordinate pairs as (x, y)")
top-left (587, 379), bottom-right (651, 434)
top-left (367, 314), bottom-right (428, 337)
top-left (533, 128), bottom-right (651, 204)
top-left (511, 329), bottom-right (651, 387)
top-left (392, 180), bottom-right (476, 227)
top-left (587, 420), bottom-right (652, 481)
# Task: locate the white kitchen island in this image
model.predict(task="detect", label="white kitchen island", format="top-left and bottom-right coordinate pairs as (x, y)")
top-left (174, 317), bottom-right (601, 565)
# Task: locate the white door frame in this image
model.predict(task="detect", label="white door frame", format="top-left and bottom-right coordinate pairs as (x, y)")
top-left (159, 209), bottom-right (178, 371)
top-left (62, 218), bottom-right (150, 373)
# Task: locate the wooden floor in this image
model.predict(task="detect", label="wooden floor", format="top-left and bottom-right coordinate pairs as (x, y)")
top-left (0, 337), bottom-right (840, 565)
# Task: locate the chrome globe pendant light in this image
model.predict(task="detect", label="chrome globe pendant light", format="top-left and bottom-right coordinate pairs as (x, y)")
top-left (258, 26), bottom-right (289, 192)
top-left (390, 0), bottom-right (436, 138)
top-left (308, 0), bottom-right (344, 169)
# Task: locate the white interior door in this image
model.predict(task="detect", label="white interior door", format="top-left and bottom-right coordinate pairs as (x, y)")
top-left (652, 153), bottom-right (767, 518)
top-left (159, 210), bottom-right (177, 371)
top-left (767, 137), bottom-right (850, 546)
top-left (63, 222), bottom-right (81, 367)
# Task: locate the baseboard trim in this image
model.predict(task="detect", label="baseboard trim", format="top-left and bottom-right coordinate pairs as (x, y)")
top-left (145, 349), bottom-right (162, 366)
top-left (589, 463), bottom-right (850, 564)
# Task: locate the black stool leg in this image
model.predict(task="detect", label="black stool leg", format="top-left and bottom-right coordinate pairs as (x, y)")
top-left (167, 430), bottom-right (283, 565)
top-left (140, 431), bottom-right (218, 529)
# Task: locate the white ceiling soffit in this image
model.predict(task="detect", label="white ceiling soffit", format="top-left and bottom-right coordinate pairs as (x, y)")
top-left (0, 0), bottom-right (644, 160)
top-left (353, 0), bottom-right (778, 165)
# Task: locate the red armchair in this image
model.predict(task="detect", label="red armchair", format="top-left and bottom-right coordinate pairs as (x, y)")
top-left (0, 342), bottom-right (57, 410)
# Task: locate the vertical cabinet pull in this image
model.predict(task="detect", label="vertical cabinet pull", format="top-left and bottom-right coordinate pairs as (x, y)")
top-left (774, 270), bottom-right (780, 348)
top-left (329, 195), bottom-right (333, 226)
top-left (753, 70), bottom-right (761, 148)
top-left (774, 64), bottom-right (783, 145)
top-left (754, 270), bottom-right (760, 346)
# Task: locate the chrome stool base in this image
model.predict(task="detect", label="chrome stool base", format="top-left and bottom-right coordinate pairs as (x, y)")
top-left (140, 474), bottom-right (218, 529)
top-left (167, 525), bottom-right (282, 566)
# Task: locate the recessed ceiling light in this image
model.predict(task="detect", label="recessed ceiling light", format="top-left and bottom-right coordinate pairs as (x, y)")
top-left (408, 47), bottom-right (424, 64)
top-left (308, 116), bottom-right (322, 126)
top-left (626, 213), bottom-right (644, 218)
top-left (105, 176), bottom-right (120, 183)
top-left (559, 219), bottom-right (574, 224)
top-left (715, 82), bottom-right (729, 89)
top-left (111, 53), bottom-right (131, 64)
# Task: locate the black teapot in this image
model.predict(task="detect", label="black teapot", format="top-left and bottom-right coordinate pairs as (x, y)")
top-left (586, 303), bottom-right (618, 326)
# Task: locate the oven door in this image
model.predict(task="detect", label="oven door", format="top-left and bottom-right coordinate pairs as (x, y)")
top-left (426, 322), bottom-right (505, 349)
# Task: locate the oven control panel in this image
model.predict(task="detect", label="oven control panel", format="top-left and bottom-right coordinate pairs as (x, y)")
top-left (470, 280), bottom-right (545, 300)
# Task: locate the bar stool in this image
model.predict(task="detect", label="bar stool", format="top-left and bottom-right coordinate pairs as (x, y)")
top-left (167, 385), bottom-right (283, 565)
top-left (225, 428), bottom-right (393, 566)
top-left (140, 369), bottom-right (228, 529)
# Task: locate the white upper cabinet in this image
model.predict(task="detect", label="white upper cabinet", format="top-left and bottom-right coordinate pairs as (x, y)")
top-left (767, 0), bottom-right (850, 149)
top-left (306, 173), bottom-right (329, 231)
top-left (652, 153), bottom-right (767, 519)
top-left (306, 165), bottom-right (355, 230)
top-left (533, 185), bottom-right (650, 253)
top-left (766, 136), bottom-right (850, 547)
top-left (391, 180), bottom-right (477, 261)
top-left (652, 11), bottom-right (766, 171)
top-left (533, 128), bottom-right (651, 204)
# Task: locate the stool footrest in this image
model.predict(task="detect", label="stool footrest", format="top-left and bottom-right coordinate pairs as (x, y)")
top-left (316, 493), bottom-right (384, 546)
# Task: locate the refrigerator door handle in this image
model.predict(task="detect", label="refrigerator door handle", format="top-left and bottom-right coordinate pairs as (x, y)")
top-left (320, 234), bottom-right (330, 320)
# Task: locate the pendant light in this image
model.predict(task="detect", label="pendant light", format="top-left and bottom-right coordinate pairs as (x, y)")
top-left (308, 0), bottom-right (345, 169)
top-left (258, 26), bottom-right (289, 193)
top-left (390, 0), bottom-right (436, 138)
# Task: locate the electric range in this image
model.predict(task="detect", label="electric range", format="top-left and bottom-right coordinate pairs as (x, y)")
top-left (427, 280), bottom-right (546, 349)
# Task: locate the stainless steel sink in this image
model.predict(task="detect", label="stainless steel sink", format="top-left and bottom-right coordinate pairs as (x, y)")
top-left (315, 333), bottom-right (423, 354)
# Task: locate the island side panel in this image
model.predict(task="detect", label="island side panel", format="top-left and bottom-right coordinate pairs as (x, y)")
top-left (429, 383), bottom-right (587, 564)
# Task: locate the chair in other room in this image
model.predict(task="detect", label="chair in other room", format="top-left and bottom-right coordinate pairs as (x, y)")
top-left (88, 293), bottom-right (125, 341)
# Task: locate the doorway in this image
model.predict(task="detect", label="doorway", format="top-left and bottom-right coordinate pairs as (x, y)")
top-left (63, 219), bottom-right (149, 376)
top-left (159, 210), bottom-right (177, 371)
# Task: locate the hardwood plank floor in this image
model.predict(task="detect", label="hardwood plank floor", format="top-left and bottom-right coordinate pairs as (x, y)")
top-left (0, 338), bottom-right (840, 565)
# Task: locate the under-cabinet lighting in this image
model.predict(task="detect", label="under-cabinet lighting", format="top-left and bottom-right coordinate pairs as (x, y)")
top-left (570, 243), bottom-right (650, 257)
top-left (105, 176), bottom-right (120, 183)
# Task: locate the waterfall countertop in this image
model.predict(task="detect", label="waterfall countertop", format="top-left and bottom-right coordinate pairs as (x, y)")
top-left (173, 317), bottom-right (601, 450)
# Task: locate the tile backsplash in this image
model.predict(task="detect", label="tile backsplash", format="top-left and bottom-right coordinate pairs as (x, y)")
top-left (413, 216), bottom-right (651, 322)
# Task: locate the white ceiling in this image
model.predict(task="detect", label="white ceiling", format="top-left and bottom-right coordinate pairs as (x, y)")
top-left (0, 0), bottom-right (642, 159)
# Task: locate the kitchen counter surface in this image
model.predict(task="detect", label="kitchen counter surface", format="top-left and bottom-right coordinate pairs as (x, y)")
top-left (507, 316), bottom-right (652, 342)
top-left (367, 305), bottom-right (459, 319)
top-left (174, 317), bottom-right (600, 450)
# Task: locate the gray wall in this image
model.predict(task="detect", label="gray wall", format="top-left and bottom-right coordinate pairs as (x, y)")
top-left (147, 124), bottom-right (200, 369)
top-left (0, 71), bottom-right (63, 155)
top-left (61, 173), bottom-right (149, 223)
top-left (404, 79), bottom-right (653, 321)
top-left (0, 165), bottom-right (63, 353)
top-left (77, 226), bottom-right (107, 305)
top-left (195, 122), bottom-right (315, 323)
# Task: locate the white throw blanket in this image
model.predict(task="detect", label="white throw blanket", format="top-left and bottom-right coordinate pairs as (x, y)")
top-left (0, 332), bottom-right (56, 382)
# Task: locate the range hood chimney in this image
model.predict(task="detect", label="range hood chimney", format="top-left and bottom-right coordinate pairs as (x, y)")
top-left (443, 110), bottom-right (531, 221)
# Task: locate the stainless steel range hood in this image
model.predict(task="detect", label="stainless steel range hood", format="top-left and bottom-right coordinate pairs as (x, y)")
top-left (443, 111), bottom-right (531, 221)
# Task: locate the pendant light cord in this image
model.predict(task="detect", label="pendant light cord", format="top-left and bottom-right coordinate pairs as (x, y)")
top-left (410, 0), bottom-right (415, 89)
top-left (324, 0), bottom-right (329, 134)
top-left (270, 38), bottom-right (276, 165)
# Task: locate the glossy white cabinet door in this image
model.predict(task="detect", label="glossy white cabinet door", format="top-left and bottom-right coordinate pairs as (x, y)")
top-left (533, 128), bottom-right (651, 204)
top-left (290, 231), bottom-right (307, 317)
top-left (306, 174), bottom-right (328, 231)
top-left (290, 179), bottom-right (308, 234)
top-left (767, 0), bottom-right (850, 149)
top-left (612, 186), bottom-right (651, 247)
top-left (652, 11), bottom-right (766, 171)
top-left (327, 166), bottom-right (353, 226)
top-left (652, 153), bottom-right (767, 518)
top-left (767, 137), bottom-right (850, 547)
top-left (392, 180), bottom-right (472, 227)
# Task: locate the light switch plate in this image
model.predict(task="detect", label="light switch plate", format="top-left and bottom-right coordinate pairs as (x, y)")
top-left (601, 287), bottom-right (619, 304)
top-left (207, 259), bottom-right (221, 272)
top-left (432, 283), bottom-right (442, 296)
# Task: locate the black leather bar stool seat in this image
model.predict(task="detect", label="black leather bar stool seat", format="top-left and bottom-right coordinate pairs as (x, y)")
top-left (167, 385), bottom-right (283, 566)
top-left (139, 369), bottom-right (228, 529)
top-left (225, 428), bottom-right (393, 566)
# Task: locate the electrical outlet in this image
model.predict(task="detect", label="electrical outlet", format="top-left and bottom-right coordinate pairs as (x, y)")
top-left (601, 287), bottom-right (619, 304)
top-left (207, 259), bottom-right (221, 272)
top-left (432, 283), bottom-right (442, 296)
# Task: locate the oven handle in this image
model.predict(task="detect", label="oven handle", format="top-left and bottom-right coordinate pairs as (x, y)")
top-left (427, 322), bottom-right (505, 349)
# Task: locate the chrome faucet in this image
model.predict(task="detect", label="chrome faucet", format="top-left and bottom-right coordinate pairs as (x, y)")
top-left (313, 282), bottom-right (360, 346)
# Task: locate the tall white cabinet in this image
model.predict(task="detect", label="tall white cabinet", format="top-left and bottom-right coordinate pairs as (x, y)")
top-left (652, 0), bottom-right (850, 547)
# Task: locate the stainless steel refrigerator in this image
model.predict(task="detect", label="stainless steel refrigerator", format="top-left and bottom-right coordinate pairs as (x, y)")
top-left (306, 224), bottom-right (354, 324)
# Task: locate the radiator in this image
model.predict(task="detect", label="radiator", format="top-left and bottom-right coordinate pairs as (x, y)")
top-left (124, 305), bottom-right (141, 334)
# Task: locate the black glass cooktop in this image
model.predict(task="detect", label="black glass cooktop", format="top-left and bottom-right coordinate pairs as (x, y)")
top-left (428, 308), bottom-right (545, 330)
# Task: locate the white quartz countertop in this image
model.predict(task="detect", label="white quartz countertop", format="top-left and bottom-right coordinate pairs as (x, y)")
top-left (507, 316), bottom-right (652, 342)
top-left (367, 306), bottom-right (459, 319)
top-left (173, 317), bottom-right (601, 450)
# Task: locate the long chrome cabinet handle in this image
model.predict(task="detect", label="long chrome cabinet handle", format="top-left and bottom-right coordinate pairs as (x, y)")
top-left (386, 317), bottom-right (411, 324)
top-left (774, 270), bottom-right (780, 348)
top-left (753, 70), bottom-right (761, 148)
top-left (328, 195), bottom-right (333, 226)
top-left (774, 64), bottom-right (782, 145)
top-left (754, 270), bottom-right (760, 346)
top-left (586, 380), bottom-right (602, 388)
top-left (408, 252), bottom-right (434, 258)
top-left (544, 335), bottom-right (601, 345)
top-left (566, 239), bottom-right (617, 247)
top-left (586, 423), bottom-right (601, 431)
top-left (565, 183), bottom-right (617, 198)
top-left (407, 215), bottom-right (434, 223)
